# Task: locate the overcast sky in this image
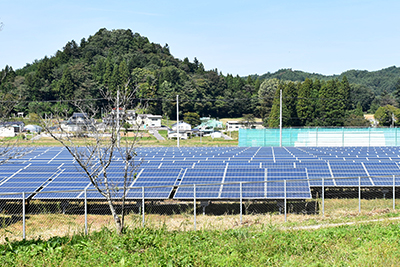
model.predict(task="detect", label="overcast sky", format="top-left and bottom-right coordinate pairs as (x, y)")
top-left (1, 0), bottom-right (399, 76)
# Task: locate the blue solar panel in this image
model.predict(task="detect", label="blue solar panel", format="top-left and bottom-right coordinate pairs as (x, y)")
top-left (3, 146), bottom-right (400, 200)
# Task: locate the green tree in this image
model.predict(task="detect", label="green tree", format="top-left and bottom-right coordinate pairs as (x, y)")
top-left (394, 78), bottom-right (400, 106)
top-left (183, 112), bottom-right (200, 128)
top-left (241, 113), bottom-right (256, 129)
top-left (258, 78), bottom-right (279, 122)
top-left (284, 81), bottom-right (299, 126)
top-left (54, 69), bottom-right (75, 100)
top-left (319, 80), bottom-right (346, 126)
top-left (374, 105), bottom-right (400, 126)
top-left (297, 78), bottom-right (315, 125)
top-left (379, 90), bottom-right (397, 107)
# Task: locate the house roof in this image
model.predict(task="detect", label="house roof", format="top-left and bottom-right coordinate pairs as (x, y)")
top-left (171, 121), bottom-right (191, 127)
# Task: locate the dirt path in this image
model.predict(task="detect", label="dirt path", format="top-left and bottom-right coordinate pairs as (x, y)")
top-left (286, 216), bottom-right (400, 230)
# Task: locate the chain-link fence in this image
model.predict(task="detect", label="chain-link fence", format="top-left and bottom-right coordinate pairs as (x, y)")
top-left (1, 175), bottom-right (399, 241)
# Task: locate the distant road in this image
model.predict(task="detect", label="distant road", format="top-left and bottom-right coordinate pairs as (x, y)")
top-left (150, 130), bottom-right (165, 141)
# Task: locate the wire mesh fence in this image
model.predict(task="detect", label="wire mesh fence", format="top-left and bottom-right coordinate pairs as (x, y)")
top-left (239, 128), bottom-right (400, 147)
top-left (1, 175), bottom-right (400, 242)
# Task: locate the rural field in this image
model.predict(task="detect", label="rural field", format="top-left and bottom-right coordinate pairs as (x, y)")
top-left (2, 198), bottom-right (400, 266)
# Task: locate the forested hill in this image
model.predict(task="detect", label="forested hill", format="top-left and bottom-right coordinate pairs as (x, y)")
top-left (0, 28), bottom-right (261, 119)
top-left (254, 66), bottom-right (400, 95)
top-left (0, 28), bottom-right (400, 127)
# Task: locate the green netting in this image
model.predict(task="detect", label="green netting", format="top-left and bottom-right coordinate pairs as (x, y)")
top-left (238, 128), bottom-right (400, 147)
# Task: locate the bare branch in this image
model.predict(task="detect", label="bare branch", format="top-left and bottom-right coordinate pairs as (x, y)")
top-left (42, 81), bottom-right (142, 234)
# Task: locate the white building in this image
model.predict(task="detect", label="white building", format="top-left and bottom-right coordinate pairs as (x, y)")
top-left (171, 121), bottom-right (192, 131)
top-left (167, 131), bottom-right (190, 140)
top-left (135, 114), bottom-right (162, 129)
top-left (226, 120), bottom-right (264, 131)
top-left (0, 121), bottom-right (25, 137)
top-left (168, 121), bottom-right (192, 139)
top-left (226, 121), bottom-right (241, 131)
top-left (60, 113), bottom-right (93, 132)
top-left (0, 125), bottom-right (15, 137)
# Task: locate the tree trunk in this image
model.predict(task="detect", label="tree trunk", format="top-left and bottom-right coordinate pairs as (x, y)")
top-left (107, 199), bottom-right (123, 234)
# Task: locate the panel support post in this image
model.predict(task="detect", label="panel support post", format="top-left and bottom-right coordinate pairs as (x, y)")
top-left (176, 95), bottom-right (180, 148)
top-left (194, 184), bottom-right (197, 231)
top-left (240, 182), bottom-right (243, 224)
top-left (393, 175), bottom-right (396, 211)
top-left (117, 89), bottom-right (120, 148)
top-left (322, 177), bottom-right (325, 217)
top-left (142, 187), bottom-right (145, 228)
top-left (358, 176), bottom-right (361, 213)
top-left (279, 89), bottom-right (282, 147)
top-left (284, 179), bottom-right (287, 222)
top-left (22, 192), bottom-right (26, 240)
top-left (84, 189), bottom-right (88, 235)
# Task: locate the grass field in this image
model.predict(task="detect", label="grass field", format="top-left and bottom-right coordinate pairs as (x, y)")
top-left (2, 198), bottom-right (400, 266)
top-left (14, 131), bottom-right (239, 147)
top-left (2, 218), bottom-right (400, 266)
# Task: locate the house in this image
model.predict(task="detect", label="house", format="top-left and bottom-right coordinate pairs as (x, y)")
top-left (171, 121), bottom-right (191, 131)
top-left (226, 120), bottom-right (264, 131)
top-left (226, 121), bottom-right (241, 131)
top-left (135, 114), bottom-right (162, 129)
top-left (196, 117), bottom-right (223, 134)
top-left (167, 131), bottom-right (190, 140)
top-left (211, 131), bottom-right (222, 139)
top-left (23, 124), bottom-right (42, 133)
top-left (168, 121), bottom-right (192, 139)
top-left (0, 121), bottom-right (25, 137)
top-left (364, 114), bottom-right (377, 127)
top-left (60, 113), bottom-right (94, 132)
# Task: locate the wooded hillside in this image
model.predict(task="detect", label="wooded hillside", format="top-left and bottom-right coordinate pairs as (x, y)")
top-left (0, 28), bottom-right (399, 127)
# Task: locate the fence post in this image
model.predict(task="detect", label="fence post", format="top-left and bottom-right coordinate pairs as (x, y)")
top-left (240, 182), bottom-right (243, 224)
top-left (342, 127), bottom-right (345, 147)
top-left (194, 184), bottom-right (197, 231)
top-left (142, 187), bottom-right (145, 228)
top-left (393, 175), bottom-right (396, 211)
top-left (264, 129), bottom-right (266, 146)
top-left (284, 180), bottom-right (287, 222)
top-left (316, 127), bottom-right (318, 147)
top-left (369, 128), bottom-right (371, 147)
top-left (84, 189), bottom-right (88, 235)
top-left (22, 192), bottom-right (26, 240)
top-left (358, 176), bottom-right (361, 213)
top-left (322, 177), bottom-right (325, 216)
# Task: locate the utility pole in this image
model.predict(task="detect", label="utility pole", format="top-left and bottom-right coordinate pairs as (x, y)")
top-left (279, 88), bottom-right (282, 147)
top-left (117, 89), bottom-right (120, 148)
top-left (176, 95), bottom-right (180, 148)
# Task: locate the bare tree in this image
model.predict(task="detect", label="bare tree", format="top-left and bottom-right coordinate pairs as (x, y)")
top-left (43, 82), bottom-right (142, 234)
top-left (0, 79), bottom-right (30, 164)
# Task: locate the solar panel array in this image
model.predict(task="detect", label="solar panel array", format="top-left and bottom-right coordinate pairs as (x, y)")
top-left (1, 146), bottom-right (400, 200)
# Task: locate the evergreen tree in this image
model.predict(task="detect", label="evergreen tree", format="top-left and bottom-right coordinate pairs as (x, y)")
top-left (319, 79), bottom-right (345, 126)
top-left (54, 69), bottom-right (75, 100)
top-left (394, 78), bottom-right (400, 106)
top-left (297, 78), bottom-right (314, 125)
top-left (284, 81), bottom-right (299, 126)
top-left (340, 75), bottom-right (351, 109)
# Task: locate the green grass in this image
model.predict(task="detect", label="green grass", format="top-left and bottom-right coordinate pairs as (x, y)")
top-left (2, 221), bottom-right (400, 266)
